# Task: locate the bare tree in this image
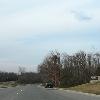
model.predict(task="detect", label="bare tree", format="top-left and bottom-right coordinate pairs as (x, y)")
top-left (38, 51), bottom-right (61, 86)
top-left (18, 66), bottom-right (26, 75)
top-left (38, 50), bottom-right (100, 87)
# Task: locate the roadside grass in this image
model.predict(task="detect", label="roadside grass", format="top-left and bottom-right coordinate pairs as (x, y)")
top-left (67, 81), bottom-right (100, 95)
top-left (0, 81), bottom-right (18, 88)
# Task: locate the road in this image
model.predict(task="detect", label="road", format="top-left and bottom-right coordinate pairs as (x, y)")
top-left (0, 84), bottom-right (100, 100)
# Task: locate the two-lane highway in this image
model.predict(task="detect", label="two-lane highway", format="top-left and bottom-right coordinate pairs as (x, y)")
top-left (0, 85), bottom-right (100, 100)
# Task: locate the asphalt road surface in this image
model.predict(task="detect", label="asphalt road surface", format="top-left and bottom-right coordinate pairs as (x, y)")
top-left (0, 84), bottom-right (100, 100)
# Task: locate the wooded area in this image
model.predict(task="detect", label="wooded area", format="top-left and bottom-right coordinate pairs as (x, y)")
top-left (38, 51), bottom-right (100, 87)
top-left (0, 51), bottom-right (100, 87)
top-left (0, 72), bottom-right (18, 82)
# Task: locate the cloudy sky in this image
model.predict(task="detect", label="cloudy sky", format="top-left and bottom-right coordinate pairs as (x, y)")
top-left (0, 0), bottom-right (100, 72)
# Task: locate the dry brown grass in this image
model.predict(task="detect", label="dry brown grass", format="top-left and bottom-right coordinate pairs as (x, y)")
top-left (68, 82), bottom-right (100, 95)
top-left (0, 81), bottom-right (17, 88)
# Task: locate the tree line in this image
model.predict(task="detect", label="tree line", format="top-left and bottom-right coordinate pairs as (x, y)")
top-left (0, 72), bottom-right (18, 82)
top-left (38, 51), bottom-right (100, 87)
top-left (17, 72), bottom-right (41, 84)
top-left (0, 67), bottom-right (41, 84)
top-left (0, 51), bottom-right (100, 87)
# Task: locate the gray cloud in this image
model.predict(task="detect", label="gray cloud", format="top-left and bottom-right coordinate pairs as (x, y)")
top-left (71, 10), bottom-right (92, 21)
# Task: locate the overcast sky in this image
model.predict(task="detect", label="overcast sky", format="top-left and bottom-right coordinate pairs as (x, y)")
top-left (0, 0), bottom-right (100, 72)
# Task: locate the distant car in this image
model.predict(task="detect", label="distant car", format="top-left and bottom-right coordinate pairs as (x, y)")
top-left (45, 82), bottom-right (53, 88)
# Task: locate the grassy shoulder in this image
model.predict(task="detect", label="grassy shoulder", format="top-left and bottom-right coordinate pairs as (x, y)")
top-left (0, 81), bottom-right (18, 88)
top-left (67, 81), bottom-right (100, 95)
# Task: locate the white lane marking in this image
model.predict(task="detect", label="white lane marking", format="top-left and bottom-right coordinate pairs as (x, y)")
top-left (21, 89), bottom-right (23, 91)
